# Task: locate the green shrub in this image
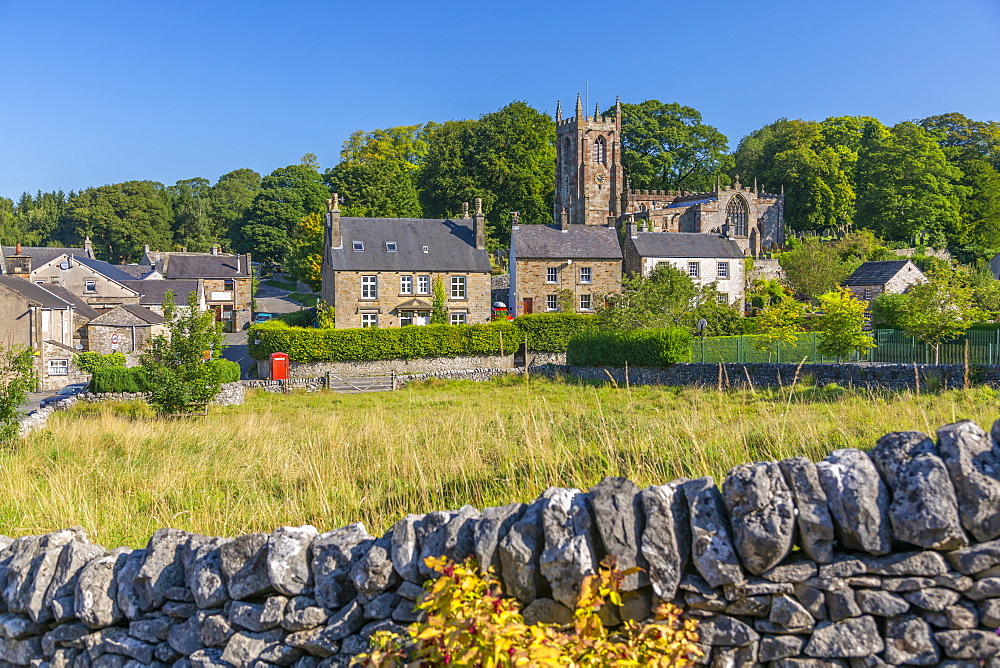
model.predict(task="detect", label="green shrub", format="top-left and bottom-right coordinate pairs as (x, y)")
top-left (275, 309), bottom-right (315, 327)
top-left (512, 313), bottom-right (595, 352)
top-left (90, 367), bottom-right (153, 393)
top-left (73, 352), bottom-right (126, 374)
top-left (567, 328), bottom-right (692, 367)
top-left (208, 359), bottom-right (241, 383)
top-left (249, 320), bottom-right (519, 362)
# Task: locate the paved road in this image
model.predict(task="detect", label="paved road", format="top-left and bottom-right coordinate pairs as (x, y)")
top-left (223, 276), bottom-right (309, 378)
top-left (17, 391), bottom-right (50, 415)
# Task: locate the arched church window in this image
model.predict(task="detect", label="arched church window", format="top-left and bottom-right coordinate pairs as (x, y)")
top-left (593, 136), bottom-right (607, 165)
top-left (726, 195), bottom-right (749, 236)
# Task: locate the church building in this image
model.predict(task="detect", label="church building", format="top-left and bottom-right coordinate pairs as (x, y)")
top-left (553, 93), bottom-right (785, 257)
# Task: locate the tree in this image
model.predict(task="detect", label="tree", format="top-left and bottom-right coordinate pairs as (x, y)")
top-left (141, 290), bottom-right (225, 414)
top-left (0, 343), bottom-right (35, 444)
top-left (855, 121), bottom-right (965, 247)
top-left (870, 292), bottom-right (909, 329)
top-left (753, 300), bottom-right (806, 360)
top-left (815, 287), bottom-right (875, 360)
top-left (61, 181), bottom-right (173, 262)
top-left (899, 268), bottom-right (985, 363)
top-left (430, 277), bottom-right (448, 324)
top-left (286, 212), bottom-right (324, 291)
top-left (919, 112), bottom-right (1000, 168)
top-left (957, 159), bottom-right (1000, 261)
top-left (169, 177), bottom-right (215, 252)
top-left (778, 237), bottom-right (859, 301)
top-left (619, 100), bottom-right (732, 192)
top-left (212, 168), bottom-right (262, 247)
top-left (233, 165), bottom-right (328, 263)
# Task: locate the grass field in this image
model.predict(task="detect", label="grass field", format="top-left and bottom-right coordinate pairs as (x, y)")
top-left (5, 376), bottom-right (1000, 548)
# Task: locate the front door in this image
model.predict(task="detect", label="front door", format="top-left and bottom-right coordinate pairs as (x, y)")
top-left (523, 298), bottom-right (533, 315)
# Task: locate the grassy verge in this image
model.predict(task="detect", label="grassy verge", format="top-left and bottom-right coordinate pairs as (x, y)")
top-left (287, 292), bottom-right (318, 307)
top-left (5, 378), bottom-right (999, 547)
top-left (265, 279), bottom-right (297, 291)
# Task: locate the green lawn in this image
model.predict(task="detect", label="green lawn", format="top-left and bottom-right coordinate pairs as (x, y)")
top-left (6, 377), bottom-right (998, 547)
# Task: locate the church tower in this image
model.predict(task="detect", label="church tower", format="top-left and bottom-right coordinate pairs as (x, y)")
top-left (554, 94), bottom-right (623, 226)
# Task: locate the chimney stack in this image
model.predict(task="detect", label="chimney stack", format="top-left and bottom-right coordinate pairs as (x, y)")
top-left (210, 245), bottom-right (219, 256)
top-left (326, 195), bottom-right (342, 249)
top-left (462, 202), bottom-right (470, 219)
top-left (6, 244), bottom-right (31, 280)
top-left (560, 207), bottom-right (569, 231)
top-left (85, 236), bottom-right (94, 257)
top-left (472, 197), bottom-right (485, 250)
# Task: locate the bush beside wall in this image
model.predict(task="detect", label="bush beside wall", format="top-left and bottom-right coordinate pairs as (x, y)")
top-left (90, 360), bottom-right (240, 393)
top-left (567, 328), bottom-right (692, 367)
top-left (513, 312), bottom-right (595, 352)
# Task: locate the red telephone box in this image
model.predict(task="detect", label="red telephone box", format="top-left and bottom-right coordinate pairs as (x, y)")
top-left (270, 352), bottom-right (289, 381)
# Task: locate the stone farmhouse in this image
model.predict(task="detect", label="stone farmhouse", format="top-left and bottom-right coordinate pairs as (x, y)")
top-left (508, 215), bottom-right (622, 316)
top-left (622, 227), bottom-right (746, 308)
top-left (320, 195), bottom-right (492, 329)
top-left (0, 276), bottom-right (89, 389)
top-left (842, 260), bottom-right (926, 303)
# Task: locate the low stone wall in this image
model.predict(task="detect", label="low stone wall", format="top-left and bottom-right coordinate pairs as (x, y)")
top-left (255, 353), bottom-right (518, 379)
top-left (7, 419), bottom-right (1000, 664)
top-left (242, 378), bottom-right (326, 393)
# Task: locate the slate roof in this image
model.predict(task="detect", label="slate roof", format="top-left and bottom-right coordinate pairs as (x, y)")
top-left (511, 225), bottom-right (623, 260)
top-left (40, 285), bottom-right (101, 320)
top-left (119, 279), bottom-right (201, 306)
top-left (327, 218), bottom-right (491, 272)
top-left (1, 246), bottom-right (89, 274)
top-left (115, 264), bottom-right (156, 279)
top-left (842, 260), bottom-right (916, 286)
top-left (90, 304), bottom-right (165, 326)
top-left (68, 255), bottom-right (138, 284)
top-left (0, 276), bottom-right (73, 309)
top-left (630, 232), bottom-right (744, 259)
top-left (163, 253), bottom-right (250, 279)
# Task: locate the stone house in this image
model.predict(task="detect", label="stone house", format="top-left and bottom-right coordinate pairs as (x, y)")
top-left (320, 196), bottom-right (492, 329)
top-left (552, 93), bottom-right (783, 257)
top-left (119, 279), bottom-right (204, 315)
top-left (38, 285), bottom-right (101, 351)
top-left (0, 276), bottom-right (88, 390)
top-left (842, 260), bottom-right (926, 303)
top-left (29, 254), bottom-right (142, 309)
top-left (622, 229), bottom-right (747, 308)
top-left (508, 218), bottom-right (622, 316)
top-left (87, 304), bottom-right (166, 364)
top-left (140, 249), bottom-right (252, 330)
top-left (0, 241), bottom-right (93, 276)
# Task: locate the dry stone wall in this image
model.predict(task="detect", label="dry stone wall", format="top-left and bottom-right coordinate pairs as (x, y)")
top-left (10, 418), bottom-right (1000, 665)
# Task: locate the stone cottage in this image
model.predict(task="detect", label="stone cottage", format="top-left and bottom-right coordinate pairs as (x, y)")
top-left (0, 241), bottom-right (92, 276)
top-left (320, 196), bottom-right (492, 329)
top-left (0, 276), bottom-right (87, 390)
top-left (87, 304), bottom-right (166, 363)
top-left (29, 254), bottom-right (142, 309)
top-left (842, 260), bottom-right (926, 303)
top-left (508, 215), bottom-right (622, 316)
top-left (622, 228), bottom-right (747, 308)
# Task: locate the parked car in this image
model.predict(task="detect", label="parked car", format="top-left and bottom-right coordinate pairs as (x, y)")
top-left (253, 312), bottom-right (273, 324)
top-left (39, 383), bottom-right (90, 408)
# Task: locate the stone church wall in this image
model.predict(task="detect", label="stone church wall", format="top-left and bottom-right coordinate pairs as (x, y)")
top-left (7, 417), bottom-right (1000, 664)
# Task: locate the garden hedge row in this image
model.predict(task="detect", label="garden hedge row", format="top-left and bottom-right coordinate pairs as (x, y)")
top-left (566, 328), bottom-right (692, 367)
top-left (248, 313), bottom-right (596, 362)
top-left (90, 360), bottom-right (240, 393)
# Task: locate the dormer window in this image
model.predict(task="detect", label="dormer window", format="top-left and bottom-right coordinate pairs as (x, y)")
top-left (385, 241), bottom-right (397, 252)
top-left (353, 241), bottom-right (364, 251)
top-left (422, 245), bottom-right (429, 253)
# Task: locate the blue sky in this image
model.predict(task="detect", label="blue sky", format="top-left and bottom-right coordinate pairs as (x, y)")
top-left (1, 0), bottom-right (998, 200)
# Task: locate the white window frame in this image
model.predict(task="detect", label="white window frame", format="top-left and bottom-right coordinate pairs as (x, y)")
top-left (579, 294), bottom-right (592, 311)
top-left (546, 267), bottom-right (559, 284)
top-left (84, 280), bottom-right (97, 293)
top-left (385, 241), bottom-right (397, 252)
top-left (417, 275), bottom-right (430, 295)
top-left (399, 311), bottom-right (413, 326)
top-left (450, 275), bottom-right (466, 299)
top-left (546, 294), bottom-right (558, 311)
top-left (49, 359), bottom-right (69, 376)
top-left (717, 262), bottom-right (729, 279)
top-left (361, 313), bottom-right (378, 327)
top-left (579, 266), bottom-right (592, 284)
top-left (400, 275), bottom-right (413, 295)
top-left (352, 241), bottom-right (364, 251)
top-left (717, 293), bottom-right (729, 305)
top-left (688, 262), bottom-right (700, 278)
top-left (863, 288), bottom-right (873, 300)
top-left (450, 312), bottom-right (467, 326)
top-left (361, 275), bottom-right (378, 299)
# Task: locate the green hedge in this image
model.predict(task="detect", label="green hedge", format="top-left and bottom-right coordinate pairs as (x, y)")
top-left (512, 313), bottom-right (595, 352)
top-left (73, 352), bottom-right (126, 374)
top-left (90, 360), bottom-right (240, 392)
top-left (90, 367), bottom-right (153, 393)
top-left (567, 328), bottom-right (692, 367)
top-left (249, 320), bottom-right (520, 362)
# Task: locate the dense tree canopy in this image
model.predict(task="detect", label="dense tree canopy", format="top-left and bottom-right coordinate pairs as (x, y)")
top-left (61, 181), bottom-right (173, 262)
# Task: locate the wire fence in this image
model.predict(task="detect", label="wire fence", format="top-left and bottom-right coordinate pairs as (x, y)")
top-left (690, 329), bottom-right (1000, 365)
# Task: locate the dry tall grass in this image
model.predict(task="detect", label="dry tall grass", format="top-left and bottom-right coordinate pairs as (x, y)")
top-left (3, 376), bottom-right (998, 547)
